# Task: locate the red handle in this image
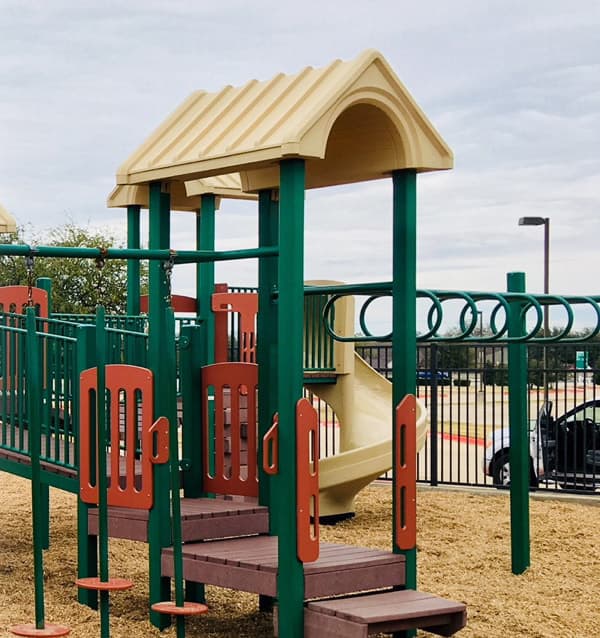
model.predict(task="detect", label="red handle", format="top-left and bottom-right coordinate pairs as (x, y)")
top-left (395, 394), bottom-right (417, 551)
top-left (296, 398), bottom-right (319, 563)
top-left (262, 415), bottom-right (279, 475)
top-left (148, 416), bottom-right (170, 465)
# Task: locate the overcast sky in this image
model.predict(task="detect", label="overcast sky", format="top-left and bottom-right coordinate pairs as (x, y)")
top-left (1, 1), bottom-right (599, 332)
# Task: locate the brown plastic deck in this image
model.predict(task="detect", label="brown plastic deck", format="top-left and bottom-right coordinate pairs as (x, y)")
top-left (305, 590), bottom-right (467, 637)
top-left (89, 497), bottom-right (269, 541)
top-left (161, 536), bottom-right (405, 599)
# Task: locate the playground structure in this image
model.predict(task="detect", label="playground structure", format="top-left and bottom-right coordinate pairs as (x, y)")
top-left (5, 48), bottom-right (600, 637)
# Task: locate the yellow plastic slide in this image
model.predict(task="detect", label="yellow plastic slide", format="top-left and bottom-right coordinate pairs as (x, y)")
top-left (304, 281), bottom-right (428, 519)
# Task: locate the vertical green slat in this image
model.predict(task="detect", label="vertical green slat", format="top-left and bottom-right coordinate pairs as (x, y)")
top-left (257, 189), bottom-right (279, 508)
top-left (507, 272), bottom-right (530, 574)
top-left (147, 182), bottom-right (173, 629)
top-left (274, 160), bottom-right (305, 638)
top-left (27, 309), bottom-right (46, 628)
top-left (179, 323), bottom-right (206, 604)
top-left (76, 324), bottom-right (98, 608)
top-left (127, 205), bottom-right (141, 316)
top-left (197, 194), bottom-right (216, 365)
top-left (392, 170), bottom-right (418, 602)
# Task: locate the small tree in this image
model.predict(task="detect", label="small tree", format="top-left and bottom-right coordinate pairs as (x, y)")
top-left (0, 223), bottom-right (148, 314)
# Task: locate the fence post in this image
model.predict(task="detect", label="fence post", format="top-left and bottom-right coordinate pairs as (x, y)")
top-left (507, 272), bottom-right (530, 574)
top-left (429, 343), bottom-right (439, 487)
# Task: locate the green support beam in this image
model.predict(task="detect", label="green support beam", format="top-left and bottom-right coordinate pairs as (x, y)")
top-left (147, 182), bottom-right (174, 629)
top-left (197, 194), bottom-right (216, 364)
top-left (507, 272), bottom-right (531, 574)
top-left (257, 189), bottom-right (279, 509)
top-left (127, 205), bottom-right (141, 315)
top-left (274, 160), bottom-right (305, 638)
top-left (391, 170), bottom-right (418, 638)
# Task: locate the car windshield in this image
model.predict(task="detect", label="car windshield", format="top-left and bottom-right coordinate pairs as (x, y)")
top-left (564, 404), bottom-right (600, 423)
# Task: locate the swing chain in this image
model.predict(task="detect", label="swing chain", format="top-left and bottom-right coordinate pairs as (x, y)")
top-left (163, 250), bottom-right (177, 304)
top-left (25, 251), bottom-right (36, 308)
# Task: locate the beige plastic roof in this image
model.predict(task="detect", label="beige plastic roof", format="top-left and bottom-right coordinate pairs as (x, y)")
top-left (0, 203), bottom-right (17, 233)
top-left (108, 174), bottom-right (256, 210)
top-left (116, 49), bottom-right (452, 191)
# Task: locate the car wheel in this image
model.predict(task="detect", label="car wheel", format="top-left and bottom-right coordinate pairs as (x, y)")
top-left (491, 451), bottom-right (511, 487)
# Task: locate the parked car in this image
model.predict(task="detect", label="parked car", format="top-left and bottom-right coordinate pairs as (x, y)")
top-left (416, 370), bottom-right (451, 386)
top-left (483, 400), bottom-right (600, 490)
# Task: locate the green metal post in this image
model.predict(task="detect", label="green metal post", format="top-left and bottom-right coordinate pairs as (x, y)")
top-left (392, 170), bottom-right (418, 633)
top-left (95, 307), bottom-right (111, 638)
top-left (27, 309), bottom-right (46, 629)
top-left (257, 189), bottom-right (279, 509)
top-left (197, 194), bottom-right (216, 365)
top-left (507, 272), bottom-right (530, 574)
top-left (76, 324), bottom-right (98, 608)
top-left (274, 160), bottom-right (305, 638)
top-left (147, 182), bottom-right (174, 629)
top-left (34, 275), bottom-right (52, 549)
top-left (127, 205), bottom-right (141, 316)
top-left (179, 324), bottom-right (207, 604)
top-left (257, 188), bottom-right (279, 614)
top-left (36, 277), bottom-right (52, 316)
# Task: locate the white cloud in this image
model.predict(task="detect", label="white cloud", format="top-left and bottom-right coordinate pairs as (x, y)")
top-left (0, 0), bottom-right (599, 334)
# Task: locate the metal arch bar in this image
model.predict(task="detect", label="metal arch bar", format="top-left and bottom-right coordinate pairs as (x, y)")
top-left (418, 290), bottom-right (443, 340)
top-left (0, 243), bottom-right (278, 264)
top-left (358, 294), bottom-right (392, 340)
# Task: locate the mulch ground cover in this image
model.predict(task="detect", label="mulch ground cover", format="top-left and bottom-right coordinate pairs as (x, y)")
top-left (0, 474), bottom-right (598, 637)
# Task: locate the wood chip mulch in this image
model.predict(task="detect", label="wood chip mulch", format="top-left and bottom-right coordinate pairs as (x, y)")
top-left (0, 475), bottom-right (598, 638)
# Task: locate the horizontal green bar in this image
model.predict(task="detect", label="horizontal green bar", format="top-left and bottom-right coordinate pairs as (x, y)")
top-left (0, 243), bottom-right (278, 264)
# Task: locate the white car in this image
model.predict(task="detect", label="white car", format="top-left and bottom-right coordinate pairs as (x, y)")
top-left (483, 401), bottom-right (600, 490)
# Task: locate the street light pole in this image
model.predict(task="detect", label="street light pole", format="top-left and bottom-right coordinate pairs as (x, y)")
top-left (518, 216), bottom-right (550, 402)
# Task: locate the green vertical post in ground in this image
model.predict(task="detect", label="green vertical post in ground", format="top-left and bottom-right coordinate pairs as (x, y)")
top-left (257, 189), bottom-right (279, 509)
top-left (95, 307), bottom-right (111, 638)
top-left (26, 309), bottom-right (46, 628)
top-left (391, 170), bottom-right (418, 633)
top-left (507, 271), bottom-right (530, 574)
top-left (34, 277), bottom-right (52, 549)
top-left (274, 160), bottom-right (305, 638)
top-left (76, 324), bottom-right (98, 608)
top-left (197, 194), bottom-right (216, 364)
top-left (147, 182), bottom-right (174, 629)
top-left (127, 205), bottom-right (141, 316)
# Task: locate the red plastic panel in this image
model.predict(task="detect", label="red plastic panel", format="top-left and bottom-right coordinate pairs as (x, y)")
top-left (296, 397), bottom-right (319, 563)
top-left (394, 394), bottom-right (417, 551)
top-left (0, 286), bottom-right (49, 391)
top-left (202, 362), bottom-right (258, 497)
top-left (0, 285), bottom-right (49, 318)
top-left (212, 292), bottom-right (258, 363)
top-left (79, 364), bottom-right (169, 510)
top-left (140, 294), bottom-right (197, 314)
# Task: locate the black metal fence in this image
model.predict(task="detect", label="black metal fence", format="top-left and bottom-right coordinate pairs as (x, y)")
top-left (350, 342), bottom-right (600, 495)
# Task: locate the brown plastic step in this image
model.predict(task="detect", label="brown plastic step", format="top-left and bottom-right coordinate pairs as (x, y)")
top-left (304, 589), bottom-right (466, 637)
top-left (88, 497), bottom-right (269, 542)
top-left (162, 536), bottom-right (405, 599)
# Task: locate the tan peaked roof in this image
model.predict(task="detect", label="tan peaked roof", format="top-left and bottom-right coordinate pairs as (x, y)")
top-left (116, 49), bottom-right (452, 191)
top-left (0, 203), bottom-right (17, 233)
top-left (107, 174), bottom-right (256, 210)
